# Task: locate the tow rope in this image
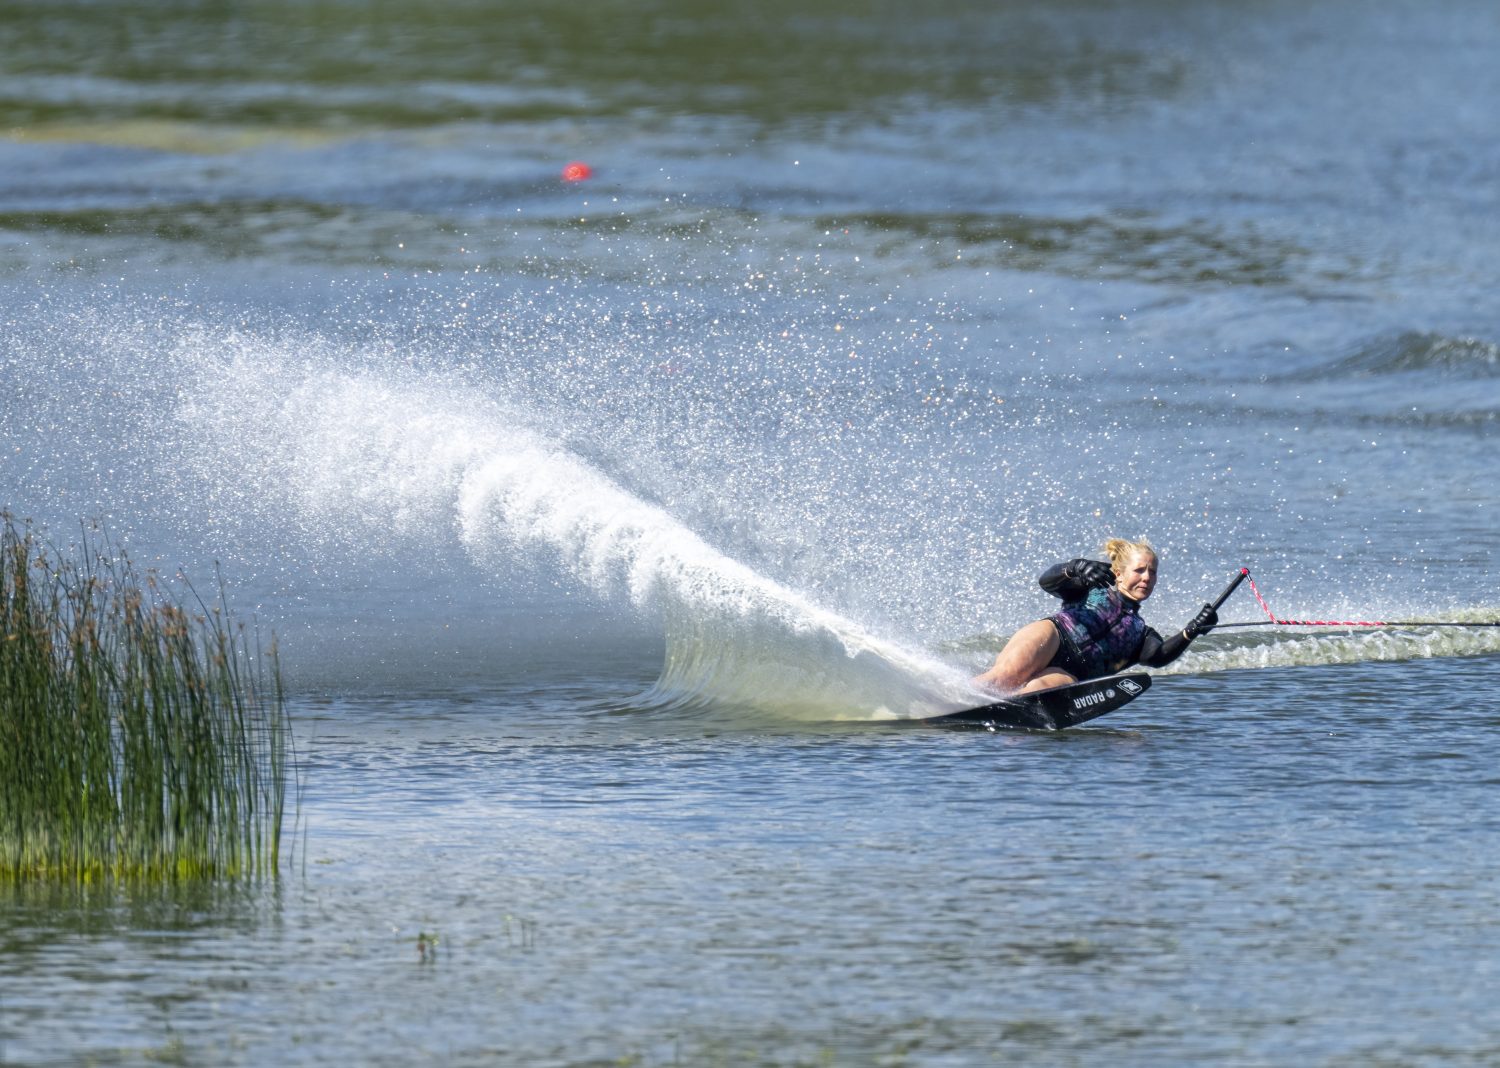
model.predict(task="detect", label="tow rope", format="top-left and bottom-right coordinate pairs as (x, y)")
top-left (1213, 569), bottom-right (1500, 629)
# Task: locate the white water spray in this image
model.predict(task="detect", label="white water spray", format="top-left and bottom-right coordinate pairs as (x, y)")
top-left (173, 338), bottom-right (979, 720)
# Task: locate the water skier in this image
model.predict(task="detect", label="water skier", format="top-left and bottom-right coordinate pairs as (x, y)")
top-left (974, 538), bottom-right (1219, 694)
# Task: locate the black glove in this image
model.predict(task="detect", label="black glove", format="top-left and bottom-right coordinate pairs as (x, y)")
top-left (1068, 559), bottom-right (1115, 589)
top-left (1183, 603), bottom-right (1219, 640)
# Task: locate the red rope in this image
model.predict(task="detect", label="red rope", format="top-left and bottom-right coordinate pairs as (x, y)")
top-left (1242, 571), bottom-right (1389, 628)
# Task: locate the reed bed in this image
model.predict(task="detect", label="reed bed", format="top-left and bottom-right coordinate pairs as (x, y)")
top-left (1, 514), bottom-right (289, 883)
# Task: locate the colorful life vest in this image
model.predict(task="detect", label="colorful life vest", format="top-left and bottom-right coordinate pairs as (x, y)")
top-left (1051, 585), bottom-right (1147, 676)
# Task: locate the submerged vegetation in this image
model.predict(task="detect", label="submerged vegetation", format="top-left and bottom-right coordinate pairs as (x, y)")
top-left (0, 513), bottom-right (290, 882)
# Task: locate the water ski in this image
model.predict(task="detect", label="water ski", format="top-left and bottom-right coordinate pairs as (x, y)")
top-left (931, 672), bottom-right (1151, 730)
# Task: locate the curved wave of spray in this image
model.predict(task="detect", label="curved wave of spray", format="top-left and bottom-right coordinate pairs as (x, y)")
top-left (171, 337), bottom-right (979, 720)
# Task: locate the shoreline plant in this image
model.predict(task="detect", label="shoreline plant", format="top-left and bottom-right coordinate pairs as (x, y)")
top-left (1, 513), bottom-right (290, 883)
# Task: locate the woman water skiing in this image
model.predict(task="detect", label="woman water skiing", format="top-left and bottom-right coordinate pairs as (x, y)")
top-left (974, 538), bottom-right (1218, 694)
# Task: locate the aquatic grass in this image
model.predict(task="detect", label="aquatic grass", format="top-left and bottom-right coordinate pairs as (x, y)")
top-left (0, 513), bottom-right (290, 883)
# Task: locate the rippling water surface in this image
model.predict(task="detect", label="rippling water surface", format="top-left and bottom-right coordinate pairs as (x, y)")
top-left (2, 1), bottom-right (1498, 1064)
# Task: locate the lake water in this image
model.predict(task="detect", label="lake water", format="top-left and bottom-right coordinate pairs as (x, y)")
top-left (2, 1), bottom-right (1499, 1064)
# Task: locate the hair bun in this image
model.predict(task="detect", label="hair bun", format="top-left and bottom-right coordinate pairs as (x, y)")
top-left (1102, 537), bottom-right (1156, 565)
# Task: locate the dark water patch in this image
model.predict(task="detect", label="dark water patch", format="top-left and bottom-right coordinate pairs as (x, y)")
top-left (0, 80), bottom-right (600, 133)
top-left (0, 199), bottom-right (883, 279)
top-left (0, 0), bottom-right (1189, 134)
top-left (3, 201), bottom-right (341, 238)
top-left (827, 210), bottom-right (1348, 290)
top-left (1313, 331), bottom-right (1500, 379)
top-left (1132, 388), bottom-right (1500, 436)
top-left (0, 201), bottom-right (468, 265)
top-left (1300, 404), bottom-right (1500, 433)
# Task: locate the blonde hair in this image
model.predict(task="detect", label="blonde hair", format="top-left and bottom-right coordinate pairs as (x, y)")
top-left (1103, 537), bottom-right (1156, 577)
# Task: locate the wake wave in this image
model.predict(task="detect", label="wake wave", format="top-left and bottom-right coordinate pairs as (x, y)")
top-left (1162, 624), bottom-right (1500, 674)
top-left (1292, 331), bottom-right (1500, 381)
top-left (173, 340), bottom-right (978, 720)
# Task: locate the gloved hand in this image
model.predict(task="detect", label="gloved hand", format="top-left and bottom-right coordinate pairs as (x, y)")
top-left (1067, 559), bottom-right (1115, 589)
top-left (1183, 603), bottom-right (1219, 639)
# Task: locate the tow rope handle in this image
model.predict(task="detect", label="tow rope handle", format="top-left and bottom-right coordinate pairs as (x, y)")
top-left (1209, 568), bottom-right (1250, 612)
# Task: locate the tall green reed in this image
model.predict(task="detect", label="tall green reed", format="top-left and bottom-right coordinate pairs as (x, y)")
top-left (1, 513), bottom-right (290, 883)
